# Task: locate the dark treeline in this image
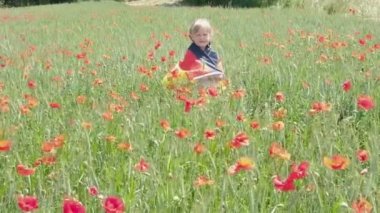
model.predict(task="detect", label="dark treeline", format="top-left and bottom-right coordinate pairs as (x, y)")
top-left (1, 0), bottom-right (76, 7)
top-left (2, 0), bottom-right (281, 8)
top-left (181, 0), bottom-right (280, 7)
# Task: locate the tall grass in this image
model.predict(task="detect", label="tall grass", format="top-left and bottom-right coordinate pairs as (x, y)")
top-left (0, 1), bottom-right (379, 212)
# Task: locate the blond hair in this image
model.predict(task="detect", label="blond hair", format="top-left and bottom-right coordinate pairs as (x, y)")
top-left (189, 18), bottom-right (213, 36)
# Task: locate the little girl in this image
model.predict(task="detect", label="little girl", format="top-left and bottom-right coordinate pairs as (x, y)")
top-left (179, 18), bottom-right (225, 88)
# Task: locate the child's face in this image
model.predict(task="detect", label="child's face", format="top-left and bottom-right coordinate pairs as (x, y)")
top-left (190, 27), bottom-right (211, 50)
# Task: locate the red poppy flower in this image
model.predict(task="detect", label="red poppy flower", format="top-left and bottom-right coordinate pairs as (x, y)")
top-left (169, 50), bottom-right (176, 57)
top-left (357, 95), bottom-right (375, 111)
top-left (289, 161), bottom-right (309, 180)
top-left (0, 140), bottom-right (11, 152)
top-left (236, 112), bottom-right (245, 122)
top-left (275, 91), bottom-right (285, 102)
top-left (358, 38), bottom-right (366, 46)
top-left (272, 175), bottom-right (295, 192)
top-left (27, 80), bottom-right (37, 89)
top-left (49, 102), bottom-right (61, 109)
top-left (76, 52), bottom-right (87, 59)
top-left (17, 195), bottom-right (38, 212)
top-left (134, 158), bottom-right (149, 172)
top-left (88, 186), bottom-right (99, 197)
top-left (250, 121), bottom-right (260, 130)
top-left (154, 41), bottom-right (161, 50)
top-left (175, 128), bottom-right (190, 139)
top-left (352, 197), bottom-right (372, 213)
top-left (184, 99), bottom-right (194, 113)
top-left (17, 164), bottom-right (36, 176)
top-left (204, 129), bottom-right (216, 140)
top-left (342, 80), bottom-right (352, 92)
top-left (207, 87), bottom-right (218, 97)
top-left (103, 196), bottom-right (125, 213)
top-left (356, 149), bottom-right (369, 163)
top-left (139, 84), bottom-right (149, 92)
top-left (193, 143), bottom-right (206, 154)
top-left (229, 132), bottom-right (249, 149)
top-left (63, 198), bottom-right (86, 213)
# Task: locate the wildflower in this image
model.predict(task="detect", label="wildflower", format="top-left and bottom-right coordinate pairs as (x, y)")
top-left (27, 80), bottom-right (37, 89)
top-left (49, 102), bottom-right (61, 109)
top-left (193, 176), bottom-right (215, 187)
top-left (0, 140), bottom-right (11, 152)
top-left (159, 119), bottom-right (171, 132)
top-left (215, 119), bottom-right (226, 128)
top-left (117, 142), bottom-right (132, 151)
top-left (169, 50), bottom-right (176, 57)
top-left (273, 161), bottom-right (309, 192)
top-left (17, 195), bottom-right (38, 212)
top-left (342, 80), bottom-right (352, 92)
top-left (193, 143), bottom-right (206, 154)
top-left (269, 142), bottom-right (291, 160)
top-left (352, 197), bottom-right (372, 213)
top-left (204, 129), bottom-right (216, 140)
top-left (33, 155), bottom-right (56, 166)
top-left (228, 157), bottom-right (254, 175)
top-left (88, 186), bottom-right (99, 197)
top-left (323, 155), bottom-right (350, 170)
top-left (231, 89), bottom-right (245, 99)
top-left (102, 111), bottom-right (113, 121)
top-left (229, 132), bottom-right (249, 149)
top-left (130, 92), bottom-right (139, 100)
top-left (273, 107), bottom-right (287, 120)
top-left (103, 196), bottom-right (125, 213)
top-left (139, 84), bottom-right (149, 92)
top-left (207, 87), bottom-right (218, 97)
top-left (63, 198), bottom-right (86, 213)
top-left (356, 149), bottom-right (369, 163)
top-left (175, 128), bottom-right (190, 139)
top-left (17, 164), bottom-right (36, 176)
top-left (76, 96), bottom-right (87, 104)
top-left (273, 175), bottom-right (295, 192)
top-left (289, 161), bottom-right (309, 180)
top-left (81, 122), bottom-right (92, 130)
top-left (272, 121), bottom-right (285, 131)
top-left (275, 91), bottom-right (285, 102)
top-left (134, 158), bottom-right (149, 172)
top-left (250, 121), bottom-right (260, 130)
top-left (236, 112), bottom-right (246, 122)
top-left (357, 95), bottom-right (375, 111)
top-left (358, 38), bottom-right (366, 46)
top-left (154, 41), bottom-right (161, 49)
top-left (309, 102), bottom-right (332, 115)
top-left (105, 135), bottom-right (116, 143)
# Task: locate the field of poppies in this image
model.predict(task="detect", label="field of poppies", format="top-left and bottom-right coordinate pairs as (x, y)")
top-left (1, 1), bottom-right (380, 212)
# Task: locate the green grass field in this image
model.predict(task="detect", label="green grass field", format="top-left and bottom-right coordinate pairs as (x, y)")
top-left (1, 1), bottom-right (380, 212)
